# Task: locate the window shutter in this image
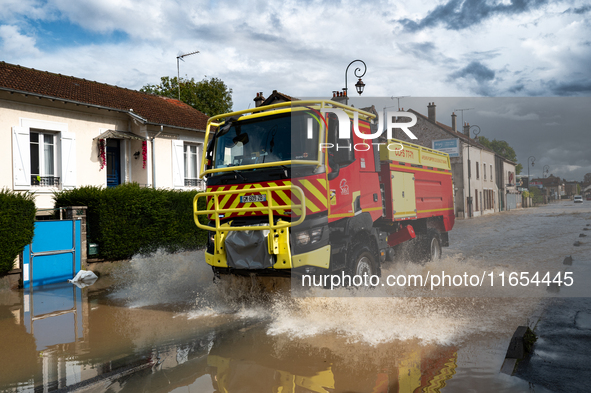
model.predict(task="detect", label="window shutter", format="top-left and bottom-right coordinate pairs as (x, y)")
top-left (12, 126), bottom-right (31, 189)
top-left (172, 140), bottom-right (184, 188)
top-left (61, 132), bottom-right (77, 189)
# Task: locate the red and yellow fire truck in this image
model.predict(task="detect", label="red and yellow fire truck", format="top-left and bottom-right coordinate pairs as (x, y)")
top-left (193, 100), bottom-right (454, 278)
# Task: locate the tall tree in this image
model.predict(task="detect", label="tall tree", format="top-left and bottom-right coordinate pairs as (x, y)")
top-left (477, 136), bottom-right (523, 175)
top-left (141, 76), bottom-right (232, 117)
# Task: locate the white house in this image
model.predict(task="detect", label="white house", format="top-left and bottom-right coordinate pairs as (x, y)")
top-left (0, 62), bottom-right (209, 209)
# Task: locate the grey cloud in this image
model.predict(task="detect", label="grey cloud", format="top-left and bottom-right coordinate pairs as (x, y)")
top-left (396, 41), bottom-right (455, 63)
top-left (508, 83), bottom-right (525, 93)
top-left (546, 79), bottom-right (591, 96)
top-left (450, 61), bottom-right (495, 81)
top-left (562, 5), bottom-right (591, 14)
top-left (448, 61), bottom-right (497, 96)
top-left (397, 0), bottom-right (549, 32)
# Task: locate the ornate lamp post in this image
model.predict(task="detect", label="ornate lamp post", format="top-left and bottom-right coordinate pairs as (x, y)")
top-left (343, 60), bottom-right (367, 104)
top-left (466, 125), bottom-right (480, 218)
top-left (543, 165), bottom-right (549, 178)
top-left (527, 156), bottom-right (536, 189)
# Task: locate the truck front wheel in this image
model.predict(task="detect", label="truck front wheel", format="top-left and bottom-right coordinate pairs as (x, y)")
top-left (348, 246), bottom-right (378, 278)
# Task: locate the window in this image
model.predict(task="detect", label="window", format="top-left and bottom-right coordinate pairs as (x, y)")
top-left (30, 131), bottom-right (59, 186)
top-left (476, 161), bottom-right (479, 179)
top-left (172, 140), bottom-right (202, 188)
top-left (184, 143), bottom-right (200, 186)
top-left (475, 189), bottom-right (478, 210)
top-left (483, 163), bottom-right (486, 180)
top-left (12, 123), bottom-right (76, 190)
top-left (490, 164), bottom-right (493, 182)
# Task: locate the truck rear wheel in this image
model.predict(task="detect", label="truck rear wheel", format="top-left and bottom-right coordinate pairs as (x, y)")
top-left (421, 229), bottom-right (442, 262)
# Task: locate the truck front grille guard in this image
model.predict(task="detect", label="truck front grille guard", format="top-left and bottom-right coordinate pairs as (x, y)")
top-left (193, 185), bottom-right (306, 232)
top-left (193, 185), bottom-right (306, 256)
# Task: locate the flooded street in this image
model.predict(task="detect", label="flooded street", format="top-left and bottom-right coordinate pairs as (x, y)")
top-left (1, 201), bottom-right (590, 392)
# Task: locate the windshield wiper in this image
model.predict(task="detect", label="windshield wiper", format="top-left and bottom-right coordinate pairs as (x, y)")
top-left (233, 171), bottom-right (246, 181)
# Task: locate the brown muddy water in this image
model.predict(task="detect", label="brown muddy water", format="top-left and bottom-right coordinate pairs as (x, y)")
top-left (1, 200), bottom-right (590, 392)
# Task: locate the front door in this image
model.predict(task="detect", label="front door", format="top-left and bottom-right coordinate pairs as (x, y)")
top-left (106, 139), bottom-right (121, 187)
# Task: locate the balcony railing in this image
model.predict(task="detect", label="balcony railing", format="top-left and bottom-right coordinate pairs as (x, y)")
top-left (31, 176), bottom-right (60, 187)
top-left (185, 178), bottom-right (204, 188)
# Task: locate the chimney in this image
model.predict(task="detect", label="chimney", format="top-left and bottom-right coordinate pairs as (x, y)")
top-left (253, 92), bottom-right (265, 107)
top-left (451, 112), bottom-right (457, 132)
top-left (427, 102), bottom-right (436, 123)
top-left (463, 122), bottom-right (470, 137)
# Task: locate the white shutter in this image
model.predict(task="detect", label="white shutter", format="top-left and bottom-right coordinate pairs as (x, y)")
top-left (172, 140), bottom-right (185, 188)
top-left (12, 126), bottom-right (30, 189)
top-left (61, 132), bottom-right (77, 189)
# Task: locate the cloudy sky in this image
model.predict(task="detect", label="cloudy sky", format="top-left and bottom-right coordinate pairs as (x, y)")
top-left (1, 0), bottom-right (590, 180)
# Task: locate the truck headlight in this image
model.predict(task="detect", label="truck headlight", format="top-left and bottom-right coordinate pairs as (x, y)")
top-left (295, 228), bottom-right (323, 246)
top-left (295, 231), bottom-right (310, 245)
top-left (310, 228), bottom-right (323, 243)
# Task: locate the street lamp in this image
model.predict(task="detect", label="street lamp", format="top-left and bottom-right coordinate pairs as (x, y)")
top-left (527, 156), bottom-right (536, 188)
top-left (543, 165), bottom-right (549, 178)
top-left (176, 50), bottom-right (200, 101)
top-left (343, 60), bottom-right (367, 104)
top-left (466, 125), bottom-right (480, 218)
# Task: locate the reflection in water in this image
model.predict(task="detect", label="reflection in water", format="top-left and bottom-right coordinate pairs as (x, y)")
top-left (0, 202), bottom-right (589, 392)
top-left (205, 327), bottom-right (458, 393)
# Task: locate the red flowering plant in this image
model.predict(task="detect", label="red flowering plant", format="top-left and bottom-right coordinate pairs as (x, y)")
top-left (98, 139), bottom-right (106, 170)
top-left (142, 141), bottom-right (147, 169)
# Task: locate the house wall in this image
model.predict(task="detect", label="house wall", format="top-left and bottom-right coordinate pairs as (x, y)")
top-left (502, 160), bottom-right (519, 208)
top-left (463, 145), bottom-right (497, 217)
top-left (2, 92), bottom-right (205, 210)
top-left (1, 92), bottom-right (128, 208)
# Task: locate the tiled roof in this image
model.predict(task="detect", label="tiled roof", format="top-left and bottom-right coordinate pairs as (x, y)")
top-left (0, 62), bottom-right (208, 131)
top-left (261, 90), bottom-right (299, 106)
top-left (406, 108), bottom-right (511, 161)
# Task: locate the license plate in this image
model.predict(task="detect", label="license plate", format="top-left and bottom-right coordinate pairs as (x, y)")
top-left (240, 194), bottom-right (266, 203)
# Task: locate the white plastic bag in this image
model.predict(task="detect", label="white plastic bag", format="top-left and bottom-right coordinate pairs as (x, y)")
top-left (68, 270), bottom-right (98, 288)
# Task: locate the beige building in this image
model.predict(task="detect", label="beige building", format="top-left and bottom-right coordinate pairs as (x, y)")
top-left (1, 62), bottom-right (208, 209)
top-left (395, 103), bottom-right (517, 218)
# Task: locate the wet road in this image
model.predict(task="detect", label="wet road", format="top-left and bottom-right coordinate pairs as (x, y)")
top-left (1, 200), bottom-right (590, 392)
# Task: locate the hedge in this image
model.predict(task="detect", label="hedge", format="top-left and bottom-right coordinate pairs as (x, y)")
top-left (53, 184), bottom-right (208, 260)
top-left (0, 189), bottom-right (36, 276)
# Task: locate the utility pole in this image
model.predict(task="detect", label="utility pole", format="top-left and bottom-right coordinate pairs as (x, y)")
top-left (454, 108), bottom-right (474, 217)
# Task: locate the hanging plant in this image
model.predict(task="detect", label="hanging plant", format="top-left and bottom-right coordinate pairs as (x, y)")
top-left (142, 141), bottom-right (147, 169)
top-left (98, 139), bottom-right (106, 170)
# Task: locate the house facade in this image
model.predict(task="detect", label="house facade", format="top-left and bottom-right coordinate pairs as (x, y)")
top-left (395, 103), bottom-right (517, 218)
top-left (1, 62), bottom-right (208, 209)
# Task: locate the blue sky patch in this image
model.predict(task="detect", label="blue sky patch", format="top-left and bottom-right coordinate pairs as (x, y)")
top-left (30, 19), bottom-right (129, 50)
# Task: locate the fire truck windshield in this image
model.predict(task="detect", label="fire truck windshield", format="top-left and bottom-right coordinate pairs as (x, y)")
top-left (213, 112), bottom-right (319, 169)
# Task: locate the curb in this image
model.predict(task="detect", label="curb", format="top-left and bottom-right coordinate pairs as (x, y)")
top-left (500, 325), bottom-right (538, 375)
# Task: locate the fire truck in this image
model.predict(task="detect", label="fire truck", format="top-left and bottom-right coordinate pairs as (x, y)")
top-left (193, 99), bottom-right (454, 279)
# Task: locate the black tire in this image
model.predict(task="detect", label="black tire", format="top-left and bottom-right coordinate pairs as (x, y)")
top-left (347, 245), bottom-right (378, 278)
top-left (419, 229), bottom-right (442, 262)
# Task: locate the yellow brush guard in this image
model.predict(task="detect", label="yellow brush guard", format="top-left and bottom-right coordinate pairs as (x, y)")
top-left (193, 185), bottom-right (306, 268)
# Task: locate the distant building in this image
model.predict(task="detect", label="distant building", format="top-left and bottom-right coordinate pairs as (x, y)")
top-left (530, 175), bottom-right (564, 200)
top-left (564, 181), bottom-right (580, 196)
top-left (1, 62), bottom-right (209, 209)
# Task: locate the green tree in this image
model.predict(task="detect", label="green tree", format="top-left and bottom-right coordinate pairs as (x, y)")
top-left (477, 136), bottom-right (523, 174)
top-left (141, 76), bottom-right (232, 117)
top-left (528, 186), bottom-right (544, 204)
